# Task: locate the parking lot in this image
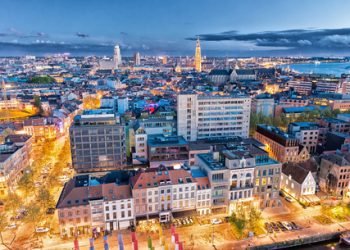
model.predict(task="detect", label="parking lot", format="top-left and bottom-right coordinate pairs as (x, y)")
top-left (264, 221), bottom-right (301, 234)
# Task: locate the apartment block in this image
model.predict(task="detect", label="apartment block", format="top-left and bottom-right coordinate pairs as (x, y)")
top-left (288, 122), bottom-right (320, 153)
top-left (254, 124), bottom-right (310, 163)
top-left (177, 92), bottom-right (251, 141)
top-left (69, 109), bottom-right (126, 173)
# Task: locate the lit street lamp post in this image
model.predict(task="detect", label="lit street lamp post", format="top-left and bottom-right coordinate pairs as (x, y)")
top-left (212, 224), bottom-right (214, 247)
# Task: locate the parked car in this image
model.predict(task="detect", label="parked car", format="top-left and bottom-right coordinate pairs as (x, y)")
top-left (282, 221), bottom-right (293, 230)
top-left (35, 227), bottom-right (49, 233)
top-left (46, 207), bottom-right (55, 215)
top-left (5, 223), bottom-right (17, 230)
top-left (264, 222), bottom-right (273, 233)
top-left (270, 222), bottom-right (280, 232)
top-left (211, 218), bottom-right (222, 225)
top-left (276, 221), bottom-right (287, 231)
top-left (285, 196), bottom-right (293, 202)
top-left (290, 221), bottom-right (300, 230)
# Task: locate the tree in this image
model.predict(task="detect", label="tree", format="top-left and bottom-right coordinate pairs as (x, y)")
top-left (29, 75), bottom-right (55, 84)
top-left (33, 95), bottom-right (44, 115)
top-left (83, 96), bottom-right (100, 109)
top-left (24, 203), bottom-right (41, 227)
top-left (17, 171), bottom-right (35, 200)
top-left (5, 191), bottom-right (21, 218)
top-left (0, 212), bottom-right (14, 250)
top-left (248, 206), bottom-right (263, 234)
top-left (229, 210), bottom-right (247, 239)
top-left (37, 187), bottom-right (52, 209)
top-left (0, 212), bottom-right (8, 245)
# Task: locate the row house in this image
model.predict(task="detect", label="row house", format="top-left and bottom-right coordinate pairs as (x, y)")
top-left (56, 172), bottom-right (134, 237)
top-left (281, 162), bottom-right (317, 203)
top-left (130, 166), bottom-right (198, 223)
top-left (319, 152), bottom-right (350, 196)
top-left (23, 117), bottom-right (60, 141)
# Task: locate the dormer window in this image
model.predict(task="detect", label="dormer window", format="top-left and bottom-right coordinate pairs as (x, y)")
top-left (240, 158), bottom-right (247, 168)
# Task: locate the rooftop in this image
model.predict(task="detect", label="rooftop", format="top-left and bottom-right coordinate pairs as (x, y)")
top-left (148, 134), bottom-right (187, 147)
top-left (197, 153), bottom-right (226, 170)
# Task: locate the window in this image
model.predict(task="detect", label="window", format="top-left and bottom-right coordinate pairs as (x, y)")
top-left (121, 211), bottom-right (125, 218)
top-left (255, 179), bottom-right (259, 186)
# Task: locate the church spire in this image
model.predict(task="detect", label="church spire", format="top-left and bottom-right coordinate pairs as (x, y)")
top-left (195, 37), bottom-right (202, 72)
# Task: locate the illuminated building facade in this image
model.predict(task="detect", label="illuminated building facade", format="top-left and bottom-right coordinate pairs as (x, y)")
top-left (194, 38), bottom-right (201, 72)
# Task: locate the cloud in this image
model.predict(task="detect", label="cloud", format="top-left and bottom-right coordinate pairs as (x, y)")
top-left (319, 35), bottom-right (350, 47)
top-left (297, 40), bottom-right (312, 46)
top-left (187, 28), bottom-right (350, 50)
top-left (0, 28), bottom-right (47, 39)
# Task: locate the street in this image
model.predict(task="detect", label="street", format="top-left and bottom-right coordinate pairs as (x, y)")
top-left (1, 135), bottom-right (72, 249)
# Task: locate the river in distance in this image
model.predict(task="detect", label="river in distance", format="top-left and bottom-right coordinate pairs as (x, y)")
top-left (288, 239), bottom-right (350, 249)
top-left (279, 62), bottom-right (350, 77)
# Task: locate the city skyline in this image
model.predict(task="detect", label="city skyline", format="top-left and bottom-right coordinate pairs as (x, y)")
top-left (1, 0), bottom-right (350, 56)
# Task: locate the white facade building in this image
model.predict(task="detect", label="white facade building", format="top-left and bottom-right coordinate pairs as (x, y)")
top-left (103, 185), bottom-right (134, 231)
top-left (177, 93), bottom-right (251, 141)
top-left (195, 176), bottom-right (212, 215)
top-left (281, 163), bottom-right (316, 201)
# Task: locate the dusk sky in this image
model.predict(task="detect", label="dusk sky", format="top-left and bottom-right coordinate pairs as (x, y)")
top-left (1, 0), bottom-right (350, 56)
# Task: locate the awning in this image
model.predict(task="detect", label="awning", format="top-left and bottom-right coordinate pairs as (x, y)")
top-left (301, 194), bottom-right (321, 203)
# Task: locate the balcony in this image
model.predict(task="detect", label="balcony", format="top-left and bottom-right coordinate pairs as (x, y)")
top-left (230, 183), bottom-right (254, 191)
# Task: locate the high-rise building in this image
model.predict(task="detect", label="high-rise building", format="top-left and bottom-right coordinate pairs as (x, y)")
top-left (177, 92), bottom-right (251, 141)
top-left (134, 52), bottom-right (141, 66)
top-left (70, 109), bottom-right (126, 173)
top-left (194, 38), bottom-right (201, 72)
top-left (113, 44), bottom-right (122, 69)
